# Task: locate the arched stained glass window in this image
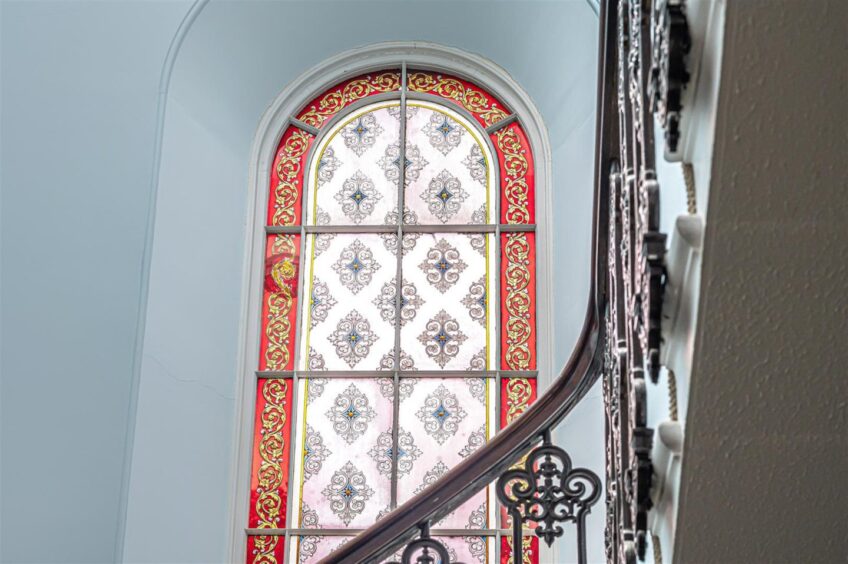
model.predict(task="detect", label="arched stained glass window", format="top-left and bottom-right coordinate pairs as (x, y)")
top-left (247, 65), bottom-right (540, 564)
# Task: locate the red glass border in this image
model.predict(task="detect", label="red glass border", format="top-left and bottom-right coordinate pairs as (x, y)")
top-left (493, 123), bottom-right (536, 225)
top-left (259, 234), bottom-right (301, 371)
top-left (501, 536), bottom-right (540, 564)
top-left (500, 232), bottom-right (537, 371)
top-left (296, 71), bottom-right (402, 129)
top-left (247, 534), bottom-right (285, 564)
top-left (407, 70), bottom-right (510, 128)
top-left (266, 125), bottom-right (313, 227)
top-left (249, 378), bottom-right (293, 531)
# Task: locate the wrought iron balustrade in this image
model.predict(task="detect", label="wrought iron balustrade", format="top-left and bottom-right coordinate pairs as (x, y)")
top-left (320, 0), bottom-right (689, 562)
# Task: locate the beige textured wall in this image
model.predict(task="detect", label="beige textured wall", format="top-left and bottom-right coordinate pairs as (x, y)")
top-left (675, 1), bottom-right (848, 562)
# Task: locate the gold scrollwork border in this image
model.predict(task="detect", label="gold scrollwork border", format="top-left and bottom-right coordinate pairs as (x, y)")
top-left (495, 126), bottom-right (532, 225)
top-left (264, 235), bottom-right (297, 370)
top-left (503, 233), bottom-right (533, 371)
top-left (297, 72), bottom-right (401, 127)
top-left (408, 72), bottom-right (509, 127)
top-left (271, 128), bottom-right (311, 227)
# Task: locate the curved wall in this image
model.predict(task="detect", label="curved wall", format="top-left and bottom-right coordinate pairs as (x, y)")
top-left (124, 2), bottom-right (600, 562)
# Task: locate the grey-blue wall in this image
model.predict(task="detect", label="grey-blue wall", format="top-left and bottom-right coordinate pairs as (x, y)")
top-left (1, 1), bottom-right (600, 562)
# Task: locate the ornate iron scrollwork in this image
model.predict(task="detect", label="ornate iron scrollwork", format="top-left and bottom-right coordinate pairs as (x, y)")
top-left (649, 0), bottom-right (692, 153)
top-left (496, 431), bottom-right (601, 564)
top-left (387, 523), bottom-right (461, 564)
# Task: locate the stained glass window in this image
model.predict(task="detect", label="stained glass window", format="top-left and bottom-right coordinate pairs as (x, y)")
top-left (249, 68), bottom-right (538, 563)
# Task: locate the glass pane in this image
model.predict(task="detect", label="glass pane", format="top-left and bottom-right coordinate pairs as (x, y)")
top-left (493, 122), bottom-right (536, 225)
top-left (397, 378), bottom-right (492, 529)
top-left (266, 125), bottom-right (313, 226)
top-left (401, 233), bottom-right (495, 371)
top-left (500, 536), bottom-right (539, 564)
top-left (247, 535), bottom-right (284, 564)
top-left (407, 70), bottom-right (510, 128)
top-left (404, 102), bottom-right (494, 225)
top-left (500, 232), bottom-right (536, 370)
top-left (500, 378), bottom-right (537, 429)
top-left (308, 103), bottom-right (400, 226)
top-left (299, 233), bottom-right (396, 370)
top-left (260, 234), bottom-right (301, 371)
top-left (249, 379), bottom-right (294, 529)
top-left (294, 378), bottom-right (392, 529)
top-left (296, 71), bottom-right (401, 128)
top-left (292, 535), bottom-right (353, 564)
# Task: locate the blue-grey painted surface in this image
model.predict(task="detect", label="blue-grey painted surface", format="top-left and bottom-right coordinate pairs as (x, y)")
top-left (2, 1), bottom-right (601, 562)
top-left (0, 2), bottom-right (191, 562)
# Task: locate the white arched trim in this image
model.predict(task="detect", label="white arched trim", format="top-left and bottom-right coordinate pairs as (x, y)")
top-left (229, 41), bottom-right (554, 562)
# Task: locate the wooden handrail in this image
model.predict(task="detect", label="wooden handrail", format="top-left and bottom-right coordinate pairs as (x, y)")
top-left (322, 2), bottom-right (618, 561)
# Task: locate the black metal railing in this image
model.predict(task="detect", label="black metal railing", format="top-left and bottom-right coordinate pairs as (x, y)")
top-left (321, 0), bottom-right (688, 561)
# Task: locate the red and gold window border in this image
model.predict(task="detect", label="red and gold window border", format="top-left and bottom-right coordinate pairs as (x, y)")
top-left (249, 69), bottom-right (539, 563)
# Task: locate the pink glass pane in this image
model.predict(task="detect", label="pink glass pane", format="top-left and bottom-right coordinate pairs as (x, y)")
top-left (397, 378), bottom-right (490, 529)
top-left (301, 233), bottom-right (396, 371)
top-left (308, 104), bottom-right (400, 226)
top-left (293, 535), bottom-right (353, 564)
top-left (404, 104), bottom-right (493, 225)
top-left (400, 233), bottom-right (493, 371)
top-left (296, 378), bottom-right (392, 529)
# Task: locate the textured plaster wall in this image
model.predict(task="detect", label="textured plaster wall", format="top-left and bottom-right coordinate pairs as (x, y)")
top-left (675, 1), bottom-right (848, 561)
top-left (0, 2), bottom-right (191, 562)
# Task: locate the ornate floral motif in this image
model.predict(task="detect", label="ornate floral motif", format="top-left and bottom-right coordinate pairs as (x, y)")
top-left (376, 349), bottom-right (417, 373)
top-left (297, 72), bottom-right (401, 127)
top-left (368, 428), bottom-right (422, 477)
top-left (270, 127), bottom-right (311, 226)
top-left (466, 349), bottom-right (487, 372)
top-left (462, 276), bottom-right (487, 327)
top-left (463, 143), bottom-right (487, 185)
top-left (503, 233), bottom-right (534, 370)
top-left (377, 375), bottom-right (417, 403)
top-left (310, 278), bottom-right (336, 328)
top-left (328, 310), bottom-right (377, 368)
top-left (325, 382), bottom-right (376, 444)
top-left (458, 424), bottom-right (487, 459)
top-left (414, 460), bottom-right (450, 494)
top-left (308, 348), bottom-right (327, 372)
top-left (298, 503), bottom-right (321, 561)
top-left (381, 231), bottom-right (419, 255)
top-left (464, 502), bottom-right (488, 562)
top-left (464, 377), bottom-right (486, 403)
top-left (388, 105), bottom-right (418, 121)
top-left (415, 383), bottom-right (468, 445)
top-left (340, 112), bottom-right (383, 156)
top-left (418, 238), bottom-right (467, 293)
top-left (372, 278), bottom-right (425, 327)
top-left (417, 310), bottom-right (468, 369)
top-left (317, 146), bottom-right (341, 187)
top-left (471, 204), bottom-right (487, 225)
top-left (470, 233), bottom-right (486, 256)
top-left (303, 425), bottom-right (332, 481)
top-left (421, 169), bottom-right (468, 223)
top-left (263, 235), bottom-right (297, 370)
top-left (332, 239), bottom-right (381, 295)
top-left (306, 376), bottom-right (327, 403)
top-left (408, 72), bottom-right (509, 127)
top-left (251, 379), bottom-right (288, 535)
top-left (504, 378), bottom-right (533, 426)
top-left (313, 233), bottom-right (335, 257)
top-left (422, 111), bottom-right (464, 155)
top-left (495, 125), bottom-right (533, 224)
top-left (321, 461), bottom-right (375, 525)
top-left (378, 142), bottom-right (427, 186)
top-left (334, 171), bottom-right (382, 224)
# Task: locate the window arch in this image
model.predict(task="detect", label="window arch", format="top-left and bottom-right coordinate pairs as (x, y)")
top-left (237, 44), bottom-right (550, 564)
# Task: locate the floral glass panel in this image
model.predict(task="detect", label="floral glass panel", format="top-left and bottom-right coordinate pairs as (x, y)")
top-left (299, 233), bottom-right (396, 371)
top-left (247, 535), bottom-right (285, 564)
top-left (407, 70), bottom-right (510, 128)
top-left (404, 101), bottom-right (495, 225)
top-left (260, 234), bottom-right (301, 371)
top-left (266, 125), bottom-right (314, 226)
top-left (292, 378), bottom-right (393, 529)
top-left (501, 536), bottom-right (539, 564)
top-left (307, 103), bottom-right (400, 226)
top-left (397, 377), bottom-right (494, 529)
top-left (500, 232), bottom-right (536, 371)
top-left (249, 379), bottom-right (294, 530)
top-left (296, 71), bottom-right (401, 129)
top-left (293, 535), bottom-right (353, 564)
top-left (493, 123), bottom-right (535, 225)
top-left (401, 233), bottom-right (495, 371)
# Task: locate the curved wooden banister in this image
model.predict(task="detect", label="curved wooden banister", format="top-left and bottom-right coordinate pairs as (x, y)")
top-left (322, 3), bottom-right (619, 561)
